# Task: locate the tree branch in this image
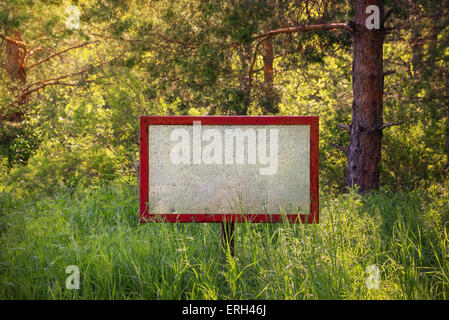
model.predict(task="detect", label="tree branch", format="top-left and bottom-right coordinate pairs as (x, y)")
top-left (253, 23), bottom-right (352, 40)
top-left (246, 23), bottom-right (351, 87)
top-left (0, 34), bottom-right (27, 46)
top-left (27, 41), bottom-right (100, 70)
top-left (338, 123), bottom-right (350, 131)
top-left (89, 33), bottom-right (144, 43)
top-left (248, 36), bottom-right (269, 87)
top-left (384, 70), bottom-right (396, 76)
top-left (330, 142), bottom-right (348, 155)
top-left (380, 122), bottom-right (404, 130)
top-left (89, 23), bottom-right (351, 56)
top-left (16, 54), bottom-right (122, 103)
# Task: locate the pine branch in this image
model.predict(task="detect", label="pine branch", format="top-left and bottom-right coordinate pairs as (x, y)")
top-left (0, 34), bottom-right (27, 46)
top-left (253, 23), bottom-right (352, 40)
top-left (27, 41), bottom-right (100, 70)
top-left (380, 122), bottom-right (404, 130)
top-left (330, 142), bottom-right (348, 155)
top-left (338, 123), bottom-right (350, 131)
top-left (16, 55), bottom-right (122, 103)
top-left (248, 36), bottom-right (269, 87)
top-left (384, 70), bottom-right (396, 76)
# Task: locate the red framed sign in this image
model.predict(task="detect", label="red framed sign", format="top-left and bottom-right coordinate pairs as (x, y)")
top-left (140, 116), bottom-right (319, 223)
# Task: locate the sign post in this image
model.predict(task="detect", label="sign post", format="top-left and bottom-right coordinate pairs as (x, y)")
top-left (139, 116), bottom-right (319, 254)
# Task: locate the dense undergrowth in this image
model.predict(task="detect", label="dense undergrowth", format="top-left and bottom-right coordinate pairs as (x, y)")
top-left (1, 181), bottom-right (448, 299)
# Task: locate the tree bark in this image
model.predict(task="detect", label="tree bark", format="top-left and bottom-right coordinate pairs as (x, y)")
top-left (262, 37), bottom-right (277, 114)
top-left (1, 30), bottom-right (28, 120)
top-left (4, 31), bottom-right (27, 84)
top-left (346, 0), bottom-right (385, 193)
top-left (238, 46), bottom-right (252, 115)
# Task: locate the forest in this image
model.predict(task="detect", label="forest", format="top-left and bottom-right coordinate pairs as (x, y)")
top-left (1, 0), bottom-right (449, 300)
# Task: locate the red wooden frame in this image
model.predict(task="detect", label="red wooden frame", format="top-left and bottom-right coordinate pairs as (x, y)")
top-left (139, 116), bottom-right (319, 223)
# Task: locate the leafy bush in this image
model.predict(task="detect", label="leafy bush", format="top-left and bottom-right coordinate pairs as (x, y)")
top-left (2, 142), bottom-right (118, 198)
top-left (381, 123), bottom-right (448, 190)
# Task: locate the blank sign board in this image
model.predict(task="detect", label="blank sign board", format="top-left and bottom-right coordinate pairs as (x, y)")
top-left (139, 116), bottom-right (319, 223)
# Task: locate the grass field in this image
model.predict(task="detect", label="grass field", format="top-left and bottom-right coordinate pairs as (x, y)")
top-left (1, 182), bottom-right (448, 299)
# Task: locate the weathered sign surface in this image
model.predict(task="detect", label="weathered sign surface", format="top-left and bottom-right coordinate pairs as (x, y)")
top-left (140, 116), bottom-right (318, 223)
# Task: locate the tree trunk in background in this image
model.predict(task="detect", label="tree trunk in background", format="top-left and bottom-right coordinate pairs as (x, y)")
top-left (239, 46), bottom-right (252, 115)
top-left (262, 37), bottom-right (277, 114)
top-left (1, 30), bottom-right (28, 120)
top-left (4, 31), bottom-right (27, 83)
top-left (346, 0), bottom-right (385, 193)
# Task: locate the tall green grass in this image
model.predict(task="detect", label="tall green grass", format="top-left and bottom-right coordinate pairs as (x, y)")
top-left (0, 182), bottom-right (448, 299)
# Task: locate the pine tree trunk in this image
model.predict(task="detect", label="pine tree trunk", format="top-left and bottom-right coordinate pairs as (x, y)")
top-left (346, 0), bottom-right (385, 193)
top-left (1, 30), bottom-right (28, 121)
top-left (262, 37), bottom-right (277, 114)
top-left (5, 30), bottom-right (27, 84)
top-left (239, 46), bottom-right (252, 115)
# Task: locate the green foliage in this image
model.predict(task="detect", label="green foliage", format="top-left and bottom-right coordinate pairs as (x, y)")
top-left (0, 0), bottom-right (448, 300)
top-left (2, 0), bottom-right (447, 193)
top-left (277, 52), bottom-right (353, 193)
top-left (3, 142), bottom-right (118, 197)
top-left (1, 184), bottom-right (448, 299)
top-left (0, 118), bottom-right (39, 168)
top-left (381, 124), bottom-right (448, 190)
